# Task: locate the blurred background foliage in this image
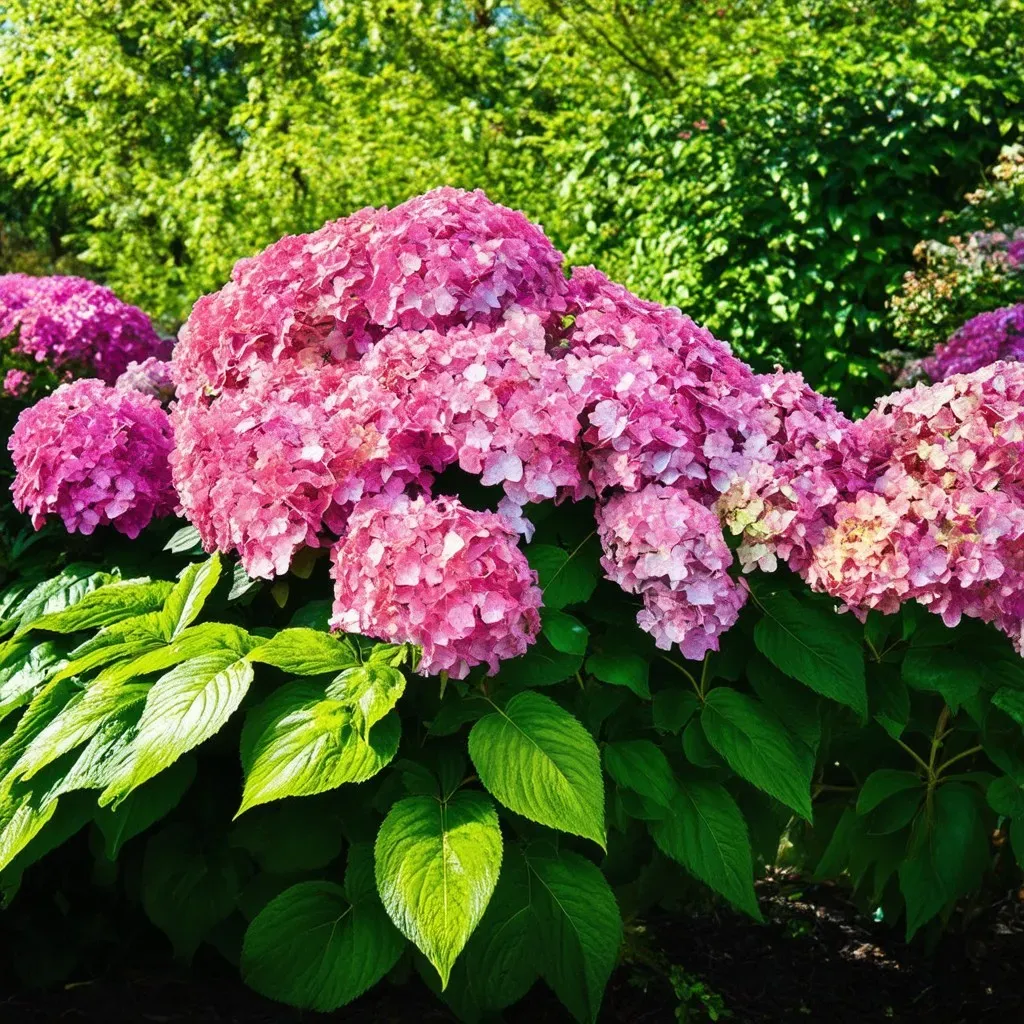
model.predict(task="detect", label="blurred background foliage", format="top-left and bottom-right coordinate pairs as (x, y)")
top-left (1, 0), bottom-right (1022, 410)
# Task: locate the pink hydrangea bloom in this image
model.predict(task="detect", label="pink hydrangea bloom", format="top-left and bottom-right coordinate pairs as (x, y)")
top-left (9, 378), bottom-right (176, 538)
top-left (806, 362), bottom-right (1024, 651)
top-left (116, 357), bottom-right (176, 403)
top-left (3, 369), bottom-right (31, 398)
top-left (330, 494), bottom-right (542, 678)
top-left (0, 274), bottom-right (170, 382)
top-left (922, 304), bottom-right (1024, 381)
top-left (596, 484), bottom-right (747, 660)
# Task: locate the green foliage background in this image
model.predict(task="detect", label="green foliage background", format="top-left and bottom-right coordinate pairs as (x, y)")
top-left (2, 0), bottom-right (1023, 408)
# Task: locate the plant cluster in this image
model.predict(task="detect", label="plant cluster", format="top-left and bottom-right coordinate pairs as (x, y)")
top-left (0, 190), bottom-right (1023, 1021)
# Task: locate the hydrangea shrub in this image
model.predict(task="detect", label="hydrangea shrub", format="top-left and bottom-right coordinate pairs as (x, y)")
top-left (1, 189), bottom-right (1022, 1020)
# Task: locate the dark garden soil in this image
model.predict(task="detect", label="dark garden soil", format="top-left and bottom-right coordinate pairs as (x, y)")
top-left (2, 872), bottom-right (1022, 1024)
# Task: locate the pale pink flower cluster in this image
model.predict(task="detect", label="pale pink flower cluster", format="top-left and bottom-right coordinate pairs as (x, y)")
top-left (805, 363), bottom-right (1024, 651)
top-left (0, 274), bottom-right (170, 382)
top-left (9, 378), bottom-right (176, 538)
top-left (921, 304), bottom-right (1024, 381)
top-left (115, 357), bottom-right (176, 403)
top-left (3, 369), bottom-right (31, 398)
top-left (330, 494), bottom-right (541, 678)
top-left (596, 484), bottom-right (747, 660)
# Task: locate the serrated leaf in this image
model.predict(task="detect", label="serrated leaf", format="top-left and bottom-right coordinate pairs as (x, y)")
top-left (17, 579), bottom-right (172, 638)
top-left (238, 681), bottom-right (399, 814)
top-left (0, 640), bottom-right (67, 725)
top-left (652, 689), bottom-right (700, 735)
top-left (586, 652), bottom-right (650, 699)
top-left (496, 640), bottom-right (582, 688)
top-left (701, 687), bottom-right (814, 819)
top-left (159, 555), bottom-right (221, 638)
top-left (327, 664), bottom-right (406, 741)
top-left (101, 652), bottom-right (254, 806)
top-left (375, 792), bottom-right (502, 987)
top-left (247, 628), bottom-right (358, 675)
top-left (241, 846), bottom-right (404, 1011)
top-left (524, 845), bottom-right (621, 1024)
top-left (231, 794), bottom-right (345, 873)
top-left (856, 769), bottom-right (923, 815)
top-left (902, 648), bottom-right (985, 711)
top-left (164, 525), bottom-right (203, 553)
top-left (529, 544), bottom-right (598, 610)
top-left (993, 687), bottom-right (1024, 726)
top-left (469, 692), bottom-right (605, 848)
top-left (542, 610), bottom-right (589, 655)
top-left (753, 592), bottom-right (866, 716)
top-left (988, 776), bottom-right (1024, 819)
top-left (6, 565), bottom-right (115, 634)
top-left (649, 777), bottom-right (761, 919)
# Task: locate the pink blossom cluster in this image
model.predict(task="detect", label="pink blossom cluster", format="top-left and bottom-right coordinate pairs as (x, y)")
top-left (9, 378), bottom-right (176, 538)
top-left (969, 227), bottom-right (1024, 269)
top-left (596, 484), bottom-right (747, 660)
top-left (115, 357), bottom-right (176, 403)
top-left (805, 362), bottom-right (1024, 651)
top-left (921, 304), bottom-right (1024, 381)
top-left (3, 369), bottom-right (31, 398)
top-left (0, 274), bottom-right (170, 383)
top-left (330, 494), bottom-right (541, 678)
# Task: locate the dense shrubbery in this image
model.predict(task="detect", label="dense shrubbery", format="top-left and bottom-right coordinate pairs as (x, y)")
top-left (1, 190), bottom-right (1023, 1021)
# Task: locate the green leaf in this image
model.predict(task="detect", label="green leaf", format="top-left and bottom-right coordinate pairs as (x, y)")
top-left (649, 777), bottom-right (761, 920)
top-left (753, 592), bottom-right (866, 716)
top-left (747, 656), bottom-right (820, 753)
top-left (496, 640), bottom-right (583, 688)
top-left (871, 675), bottom-right (910, 740)
top-left (899, 783), bottom-right (988, 939)
top-left (0, 640), bottom-right (67, 725)
top-left (992, 687), bottom-right (1024, 726)
top-left (231, 794), bottom-right (345, 873)
top-left (856, 770), bottom-right (923, 815)
top-left (542, 610), bottom-right (589, 655)
top-left (164, 525), bottom-right (202, 554)
top-left (17, 579), bottom-right (173, 637)
top-left (327, 664), bottom-right (406, 741)
top-left (12, 679), bottom-right (150, 782)
top-left (902, 648), bottom-right (985, 711)
top-left (652, 689), bottom-right (699, 735)
top-left (603, 740), bottom-right (676, 816)
top-left (524, 845), bottom-right (621, 1024)
top-left (159, 555), bottom-right (222, 638)
top-left (238, 681), bottom-right (400, 814)
top-left (50, 613), bottom-right (168, 683)
top-left (469, 692), bottom-right (605, 848)
top-left (375, 791), bottom-right (502, 987)
top-left (586, 652), bottom-right (650, 699)
top-left (241, 846), bottom-right (404, 1011)
top-left (988, 776), bottom-right (1024, 819)
top-left (6, 565), bottom-right (115, 633)
top-left (247, 628), bottom-right (358, 675)
top-left (529, 543), bottom-right (598, 610)
top-left (701, 687), bottom-right (814, 820)
top-left (142, 823), bottom-right (240, 959)
top-left (101, 652), bottom-right (254, 806)
top-left (96, 756), bottom-right (196, 859)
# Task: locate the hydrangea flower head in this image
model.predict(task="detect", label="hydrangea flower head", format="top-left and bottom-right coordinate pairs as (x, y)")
top-left (9, 378), bottom-right (176, 538)
top-left (0, 273), bottom-right (170, 382)
top-left (116, 357), bottom-right (176, 403)
top-left (3, 369), bottom-right (31, 398)
top-left (921, 304), bottom-right (1024, 381)
top-left (597, 483), bottom-right (747, 660)
top-left (330, 494), bottom-right (542, 678)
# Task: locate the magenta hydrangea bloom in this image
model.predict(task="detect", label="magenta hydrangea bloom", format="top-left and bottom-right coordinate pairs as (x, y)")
top-left (116, 357), bottom-right (176, 403)
top-left (9, 378), bottom-right (176, 538)
top-left (3, 369), bottom-right (31, 398)
top-left (0, 274), bottom-right (170, 383)
top-left (596, 484), bottom-right (747, 660)
top-left (922, 304), bottom-right (1024, 381)
top-left (805, 362), bottom-right (1024, 651)
top-left (330, 494), bottom-right (542, 678)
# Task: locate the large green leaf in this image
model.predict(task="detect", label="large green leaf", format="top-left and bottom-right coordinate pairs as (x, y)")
top-left (603, 740), bottom-right (676, 816)
top-left (375, 791), bottom-right (502, 987)
top-left (0, 787), bottom-right (60, 874)
top-left (524, 845), bottom-right (622, 1024)
top-left (541, 610), bottom-right (590, 655)
top-left (326, 664), bottom-right (406, 740)
top-left (158, 555), bottom-right (222, 638)
top-left (0, 639), bottom-right (67, 725)
top-left (238, 681), bottom-right (399, 814)
top-left (50, 613), bottom-right (169, 683)
top-left (141, 823), bottom-right (241, 959)
top-left (856, 769), bottom-right (923, 815)
top-left (468, 692), bottom-right (605, 848)
top-left (649, 777), bottom-right (761, 920)
top-left (16, 579), bottom-right (173, 638)
top-left (701, 687), bottom-right (814, 820)
top-left (241, 845), bottom-right (404, 1011)
top-left (987, 775), bottom-right (1024, 819)
top-left (101, 652), bottom-right (254, 806)
top-left (247, 627), bottom-right (358, 675)
top-left (4, 565), bottom-right (115, 634)
top-left (902, 647), bottom-right (986, 711)
top-left (898, 782), bottom-right (989, 939)
top-left (586, 652), bottom-right (650, 699)
top-left (528, 544), bottom-right (598, 610)
top-left (231, 794), bottom-right (345, 873)
top-left (753, 592), bottom-right (866, 716)
top-left (992, 687), bottom-right (1024, 726)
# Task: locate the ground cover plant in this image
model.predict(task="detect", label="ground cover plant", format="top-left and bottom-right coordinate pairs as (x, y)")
top-left (0, 189), bottom-right (1023, 1023)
